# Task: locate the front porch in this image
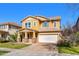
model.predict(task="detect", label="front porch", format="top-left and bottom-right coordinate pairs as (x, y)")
top-left (0, 30), bottom-right (9, 40)
top-left (17, 29), bottom-right (38, 44)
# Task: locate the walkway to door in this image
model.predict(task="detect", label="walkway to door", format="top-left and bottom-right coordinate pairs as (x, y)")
top-left (4, 44), bottom-right (58, 56)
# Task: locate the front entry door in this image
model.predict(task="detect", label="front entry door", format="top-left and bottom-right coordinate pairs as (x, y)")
top-left (28, 32), bottom-right (33, 39)
top-left (28, 32), bottom-right (33, 43)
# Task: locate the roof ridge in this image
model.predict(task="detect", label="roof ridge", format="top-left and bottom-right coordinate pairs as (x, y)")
top-left (34, 16), bottom-right (48, 20)
top-left (21, 16), bottom-right (61, 22)
top-left (0, 22), bottom-right (21, 27)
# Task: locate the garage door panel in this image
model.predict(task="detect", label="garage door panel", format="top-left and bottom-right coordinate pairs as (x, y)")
top-left (38, 35), bottom-right (58, 43)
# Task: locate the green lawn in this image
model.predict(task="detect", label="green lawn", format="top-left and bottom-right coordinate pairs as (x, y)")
top-left (58, 46), bottom-right (79, 54)
top-left (0, 50), bottom-right (9, 55)
top-left (0, 43), bottom-right (30, 49)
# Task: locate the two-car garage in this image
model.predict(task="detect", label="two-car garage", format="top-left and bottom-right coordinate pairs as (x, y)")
top-left (38, 32), bottom-right (60, 44)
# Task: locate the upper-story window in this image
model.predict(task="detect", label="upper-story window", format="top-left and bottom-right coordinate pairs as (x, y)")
top-left (42, 22), bottom-right (49, 27)
top-left (9, 25), bottom-right (17, 29)
top-left (25, 22), bottom-right (31, 28)
top-left (0, 25), bottom-right (7, 29)
top-left (33, 22), bottom-right (37, 26)
top-left (54, 21), bottom-right (56, 28)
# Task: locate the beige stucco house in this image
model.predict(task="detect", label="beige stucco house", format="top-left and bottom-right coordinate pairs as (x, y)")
top-left (17, 16), bottom-right (61, 44)
top-left (0, 22), bottom-right (21, 40)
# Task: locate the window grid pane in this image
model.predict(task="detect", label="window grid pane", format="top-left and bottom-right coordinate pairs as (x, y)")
top-left (43, 22), bottom-right (48, 27)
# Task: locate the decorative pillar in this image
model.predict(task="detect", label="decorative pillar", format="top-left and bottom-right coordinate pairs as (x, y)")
top-left (0, 34), bottom-right (1, 38)
top-left (17, 32), bottom-right (21, 43)
top-left (33, 32), bottom-right (35, 38)
top-left (22, 32), bottom-right (28, 43)
top-left (24, 32), bottom-right (27, 38)
top-left (0, 33), bottom-right (1, 37)
top-left (7, 25), bottom-right (9, 31)
top-left (32, 32), bottom-right (36, 43)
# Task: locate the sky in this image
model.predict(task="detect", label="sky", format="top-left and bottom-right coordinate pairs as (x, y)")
top-left (0, 3), bottom-right (79, 28)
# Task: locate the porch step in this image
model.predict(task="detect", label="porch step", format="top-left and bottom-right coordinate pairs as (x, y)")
top-left (29, 39), bottom-right (32, 43)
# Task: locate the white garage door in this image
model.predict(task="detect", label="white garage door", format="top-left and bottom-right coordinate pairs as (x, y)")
top-left (38, 34), bottom-right (58, 43)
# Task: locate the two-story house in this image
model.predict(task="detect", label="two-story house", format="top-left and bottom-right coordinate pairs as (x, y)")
top-left (17, 16), bottom-right (61, 44)
top-left (0, 22), bottom-right (21, 40)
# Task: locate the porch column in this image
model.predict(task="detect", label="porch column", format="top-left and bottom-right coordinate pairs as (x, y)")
top-left (22, 32), bottom-right (28, 43)
top-left (0, 34), bottom-right (1, 38)
top-left (32, 32), bottom-right (36, 43)
top-left (17, 32), bottom-right (21, 43)
top-left (0, 34), bottom-right (2, 40)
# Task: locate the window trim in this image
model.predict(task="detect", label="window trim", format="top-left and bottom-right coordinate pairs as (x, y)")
top-left (25, 21), bottom-right (31, 28)
top-left (33, 21), bottom-right (37, 26)
top-left (53, 21), bottom-right (56, 28)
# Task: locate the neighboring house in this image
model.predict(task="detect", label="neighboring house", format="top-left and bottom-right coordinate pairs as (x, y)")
top-left (73, 17), bottom-right (79, 32)
top-left (0, 22), bottom-right (21, 40)
top-left (17, 16), bottom-right (61, 44)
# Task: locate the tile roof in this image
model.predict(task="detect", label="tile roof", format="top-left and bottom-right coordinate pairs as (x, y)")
top-left (34, 16), bottom-right (48, 21)
top-left (19, 28), bottom-right (38, 32)
top-left (49, 16), bottom-right (61, 21)
top-left (21, 16), bottom-right (61, 22)
top-left (0, 22), bottom-right (21, 28)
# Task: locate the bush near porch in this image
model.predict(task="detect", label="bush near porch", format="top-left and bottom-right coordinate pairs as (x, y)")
top-left (0, 42), bottom-right (30, 49)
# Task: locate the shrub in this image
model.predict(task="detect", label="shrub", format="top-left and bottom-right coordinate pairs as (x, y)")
top-left (57, 38), bottom-right (71, 47)
top-left (60, 23), bottom-right (77, 47)
top-left (75, 32), bottom-right (79, 42)
top-left (58, 32), bottom-right (79, 47)
top-left (0, 40), bottom-right (9, 43)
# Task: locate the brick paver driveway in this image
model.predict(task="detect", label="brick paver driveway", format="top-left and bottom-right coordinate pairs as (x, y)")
top-left (4, 44), bottom-right (58, 56)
